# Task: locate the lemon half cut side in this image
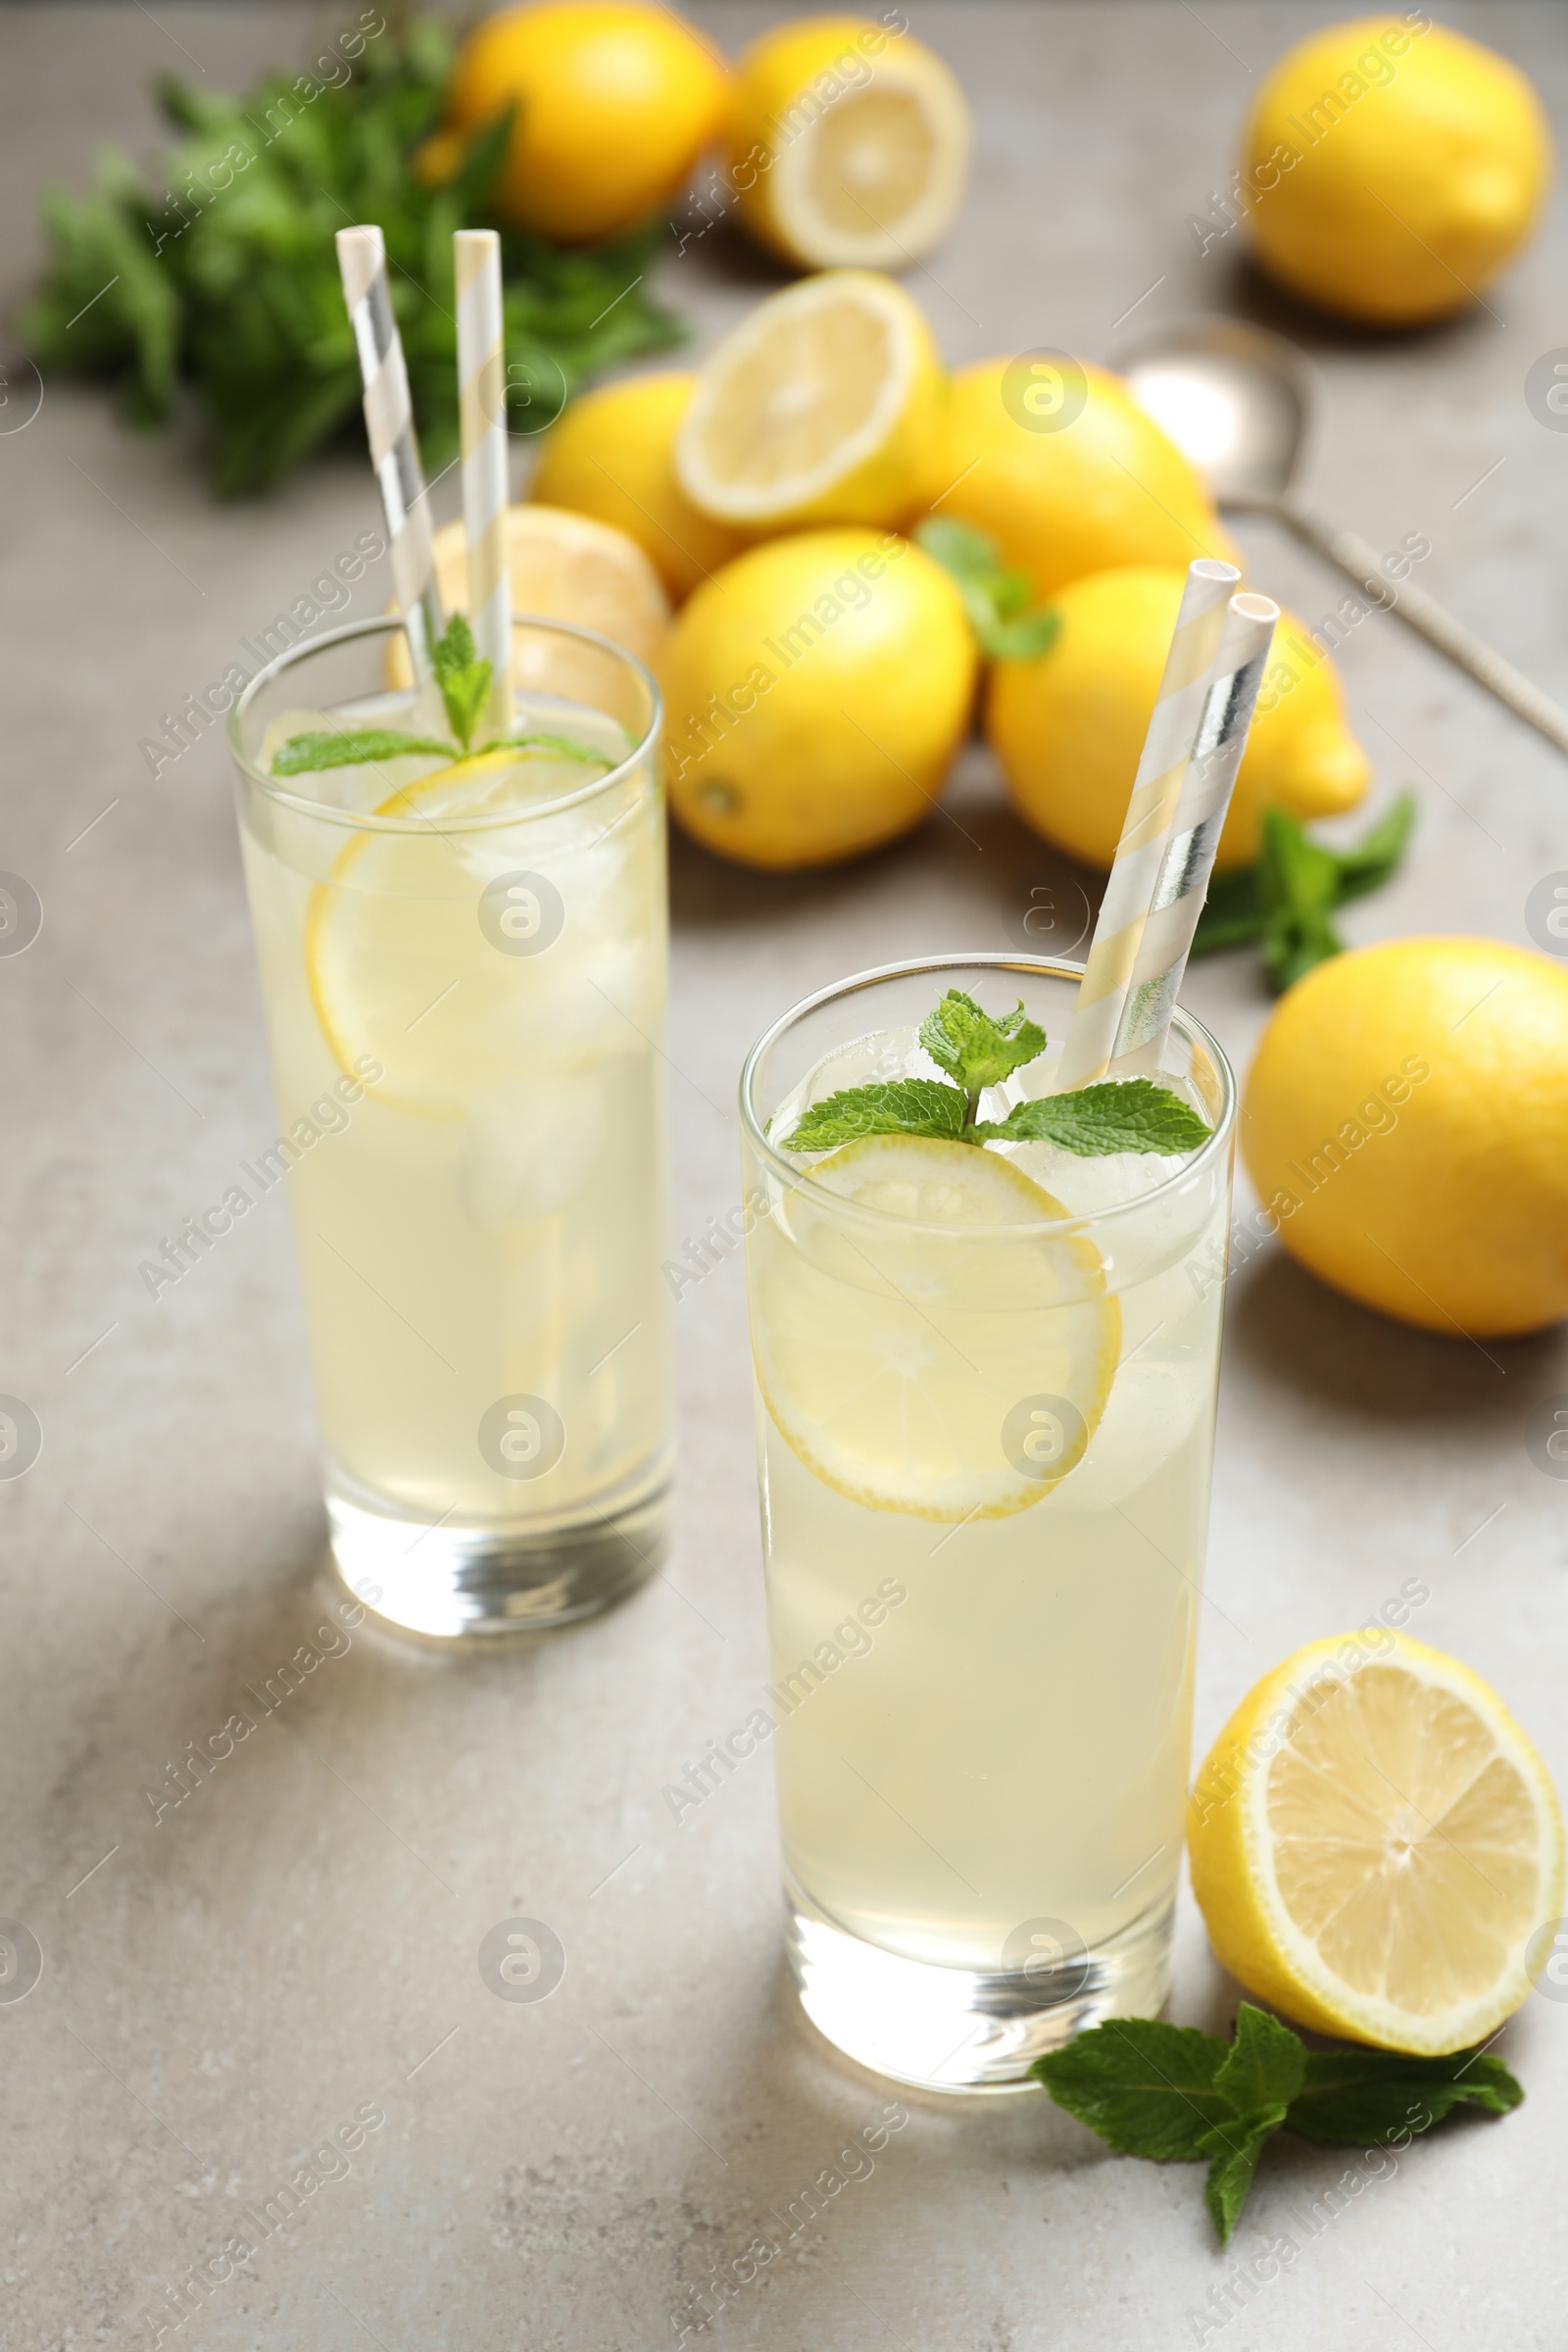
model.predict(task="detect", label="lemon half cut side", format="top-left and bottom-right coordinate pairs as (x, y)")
top-left (752, 1134), bottom-right (1121, 1522)
top-left (1189, 1632), bottom-right (1565, 2054)
top-left (674, 270), bottom-right (943, 530)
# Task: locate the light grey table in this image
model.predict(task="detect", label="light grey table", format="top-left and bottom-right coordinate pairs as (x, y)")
top-left (3, 6), bottom-right (1566, 2347)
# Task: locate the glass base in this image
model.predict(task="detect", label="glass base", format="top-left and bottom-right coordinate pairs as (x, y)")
top-left (784, 1875), bottom-right (1175, 2092)
top-left (324, 1455), bottom-right (669, 1641)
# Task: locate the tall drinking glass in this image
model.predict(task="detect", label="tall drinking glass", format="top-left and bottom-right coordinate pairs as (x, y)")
top-left (229, 613), bottom-right (669, 1639)
top-left (740, 955), bottom-right (1235, 2089)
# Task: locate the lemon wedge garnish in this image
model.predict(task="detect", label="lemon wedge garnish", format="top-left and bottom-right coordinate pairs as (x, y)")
top-left (751, 1134), bottom-right (1120, 1521)
top-left (1189, 1632), bottom-right (1565, 2053)
top-left (674, 270), bottom-right (944, 531)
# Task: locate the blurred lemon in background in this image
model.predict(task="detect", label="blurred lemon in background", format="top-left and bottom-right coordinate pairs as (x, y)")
top-left (1189, 1631), bottom-right (1564, 2054)
top-left (727, 15), bottom-right (971, 270)
top-left (658, 527), bottom-right (976, 868)
top-left (986, 565), bottom-right (1368, 872)
top-left (530, 371), bottom-right (746, 602)
top-left (676, 270), bottom-right (945, 532)
top-left (1242, 937), bottom-right (1568, 1336)
top-left (436, 2), bottom-right (729, 243)
top-left (912, 359), bottom-right (1237, 602)
top-left (1242, 17), bottom-right (1551, 323)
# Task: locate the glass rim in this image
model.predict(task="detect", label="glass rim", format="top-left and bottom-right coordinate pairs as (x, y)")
top-left (737, 951), bottom-right (1238, 1239)
top-left (226, 610), bottom-right (662, 835)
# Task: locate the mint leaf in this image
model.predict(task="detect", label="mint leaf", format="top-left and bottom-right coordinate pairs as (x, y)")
top-left (1214, 2004), bottom-right (1305, 2114)
top-left (1192, 864), bottom-right (1266, 956)
top-left (1199, 2106), bottom-right (1289, 2244)
top-left (1285, 2045), bottom-right (1522, 2146)
top-left (1032, 2018), bottom-right (1237, 2161)
top-left (1192, 795), bottom-right (1416, 993)
top-left (783, 1078), bottom-right (966, 1152)
top-left (496, 732), bottom-right (609, 767)
top-left (975, 1078), bottom-right (1210, 1156)
top-left (1333, 789), bottom-right (1417, 901)
top-left (919, 989), bottom-right (1047, 1097)
top-left (433, 613), bottom-right (493, 750)
top-left (914, 517), bottom-right (1060, 663)
top-left (270, 728), bottom-right (456, 775)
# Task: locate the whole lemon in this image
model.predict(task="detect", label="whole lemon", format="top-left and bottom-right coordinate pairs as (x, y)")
top-left (726, 15), bottom-right (971, 271)
top-left (1242, 938), bottom-right (1568, 1337)
top-left (1242, 17), bottom-right (1551, 323)
top-left (440, 3), bottom-right (729, 244)
top-left (530, 372), bottom-right (746, 602)
top-left (987, 565), bottom-right (1369, 872)
top-left (911, 360), bottom-right (1237, 603)
top-left (659, 528), bottom-right (976, 869)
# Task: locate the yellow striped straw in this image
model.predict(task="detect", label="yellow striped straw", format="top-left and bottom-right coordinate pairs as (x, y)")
top-left (455, 228), bottom-right (513, 736)
top-left (1054, 558), bottom-right (1239, 1089)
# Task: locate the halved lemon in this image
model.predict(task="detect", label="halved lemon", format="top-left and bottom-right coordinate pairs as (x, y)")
top-left (751, 1134), bottom-right (1120, 1521)
top-left (384, 504), bottom-right (670, 697)
top-left (301, 743), bottom-right (649, 1120)
top-left (728, 18), bottom-right (972, 271)
top-left (674, 270), bottom-right (945, 530)
top-left (1189, 1632), bottom-right (1565, 2054)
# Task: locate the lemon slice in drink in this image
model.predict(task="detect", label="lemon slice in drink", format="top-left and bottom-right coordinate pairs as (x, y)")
top-left (302, 744), bottom-right (626, 1118)
top-left (752, 1135), bottom-right (1120, 1522)
top-left (1189, 1632), bottom-right (1565, 2054)
top-left (674, 270), bottom-right (944, 531)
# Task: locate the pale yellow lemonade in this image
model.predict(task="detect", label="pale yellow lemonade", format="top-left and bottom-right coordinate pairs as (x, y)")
top-left (746, 1020), bottom-right (1227, 1979)
top-left (236, 679), bottom-right (669, 1544)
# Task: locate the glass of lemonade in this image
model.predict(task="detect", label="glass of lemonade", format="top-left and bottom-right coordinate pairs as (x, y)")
top-left (740, 955), bottom-right (1236, 2090)
top-left (229, 612), bottom-right (669, 1640)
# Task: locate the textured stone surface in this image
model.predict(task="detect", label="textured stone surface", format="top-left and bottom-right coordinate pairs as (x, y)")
top-left (1, 5), bottom-right (1566, 2347)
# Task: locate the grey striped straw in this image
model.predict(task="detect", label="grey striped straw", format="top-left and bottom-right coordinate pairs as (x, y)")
top-left (1108, 590), bottom-right (1279, 1074)
top-left (336, 224), bottom-right (443, 683)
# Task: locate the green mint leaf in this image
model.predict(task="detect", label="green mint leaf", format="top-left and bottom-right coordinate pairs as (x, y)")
top-left (1213, 2005), bottom-right (1305, 2115)
top-left (432, 613), bottom-right (493, 750)
top-left (913, 516), bottom-right (1001, 581)
top-left (490, 731), bottom-right (608, 766)
top-left (1191, 864), bottom-right (1267, 956)
top-left (782, 1079), bottom-right (967, 1152)
top-left (1259, 805), bottom-right (1347, 993)
top-left (977, 608), bottom-right (1061, 662)
top-left (1198, 2105), bottom-right (1289, 2243)
top-left (918, 989), bottom-right (1048, 1095)
top-left (270, 728), bottom-right (456, 775)
top-left (975, 1078), bottom-right (1211, 1156)
top-left (1332, 789), bottom-right (1418, 902)
top-left (914, 518), bottom-right (1059, 665)
top-left (1285, 2046), bottom-right (1523, 2146)
top-left (1032, 2018), bottom-right (1238, 2161)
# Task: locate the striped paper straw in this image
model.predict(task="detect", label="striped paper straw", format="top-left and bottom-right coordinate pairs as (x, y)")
top-left (335, 224), bottom-right (442, 684)
top-left (1107, 589), bottom-right (1280, 1075)
top-left (1054, 559), bottom-right (1240, 1089)
top-left (455, 228), bottom-right (513, 736)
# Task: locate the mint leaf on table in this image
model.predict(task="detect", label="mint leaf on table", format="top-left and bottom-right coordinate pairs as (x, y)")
top-left (973, 1078), bottom-right (1212, 1157)
top-left (919, 989), bottom-right (1047, 1097)
top-left (1192, 794), bottom-right (1416, 993)
top-left (432, 613), bottom-right (493, 751)
top-left (1033, 2004), bottom-right (1523, 2245)
top-left (1285, 2045), bottom-right (1522, 2144)
top-left (783, 1079), bottom-right (967, 1152)
top-left (915, 518), bottom-right (1060, 662)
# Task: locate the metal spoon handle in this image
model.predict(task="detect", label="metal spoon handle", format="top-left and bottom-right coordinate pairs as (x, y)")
top-left (1282, 502), bottom-right (1568, 758)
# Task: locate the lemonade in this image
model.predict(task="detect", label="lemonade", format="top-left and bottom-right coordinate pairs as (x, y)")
top-left (740, 959), bottom-right (1234, 2088)
top-left (229, 614), bottom-right (670, 1638)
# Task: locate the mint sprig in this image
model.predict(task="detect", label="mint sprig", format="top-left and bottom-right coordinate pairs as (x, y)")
top-left (915, 518), bottom-right (1060, 662)
top-left (1193, 794), bottom-right (1415, 992)
top-left (270, 616), bottom-right (606, 778)
top-left (1034, 2004), bottom-right (1522, 2243)
top-left (782, 988), bottom-right (1210, 1159)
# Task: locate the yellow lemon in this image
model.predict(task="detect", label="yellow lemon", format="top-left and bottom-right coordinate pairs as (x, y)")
top-left (437, 2), bottom-right (729, 244)
top-left (986, 565), bottom-right (1369, 873)
top-left (1189, 1631), bottom-right (1564, 2054)
top-left (726, 15), bottom-right (971, 270)
top-left (675, 270), bottom-right (945, 531)
top-left (529, 371), bottom-right (747, 603)
top-left (1242, 17), bottom-right (1551, 323)
top-left (912, 359), bottom-right (1238, 603)
top-left (658, 526), bottom-right (976, 868)
top-left (1242, 937), bottom-right (1568, 1337)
